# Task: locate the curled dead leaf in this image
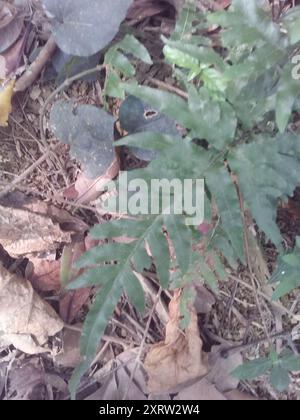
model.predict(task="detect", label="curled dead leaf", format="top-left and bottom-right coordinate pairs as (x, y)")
top-left (144, 290), bottom-right (208, 393)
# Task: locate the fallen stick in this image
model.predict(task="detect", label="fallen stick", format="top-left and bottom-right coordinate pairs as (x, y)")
top-left (14, 36), bottom-right (57, 92)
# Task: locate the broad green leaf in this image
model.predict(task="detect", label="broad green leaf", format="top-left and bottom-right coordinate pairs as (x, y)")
top-left (270, 365), bottom-right (290, 392)
top-left (164, 214), bottom-right (192, 274)
top-left (50, 101), bottom-right (115, 178)
top-left (118, 95), bottom-right (179, 160)
top-left (118, 34), bottom-right (152, 64)
top-left (206, 165), bottom-right (244, 263)
top-left (232, 357), bottom-right (273, 380)
top-left (51, 50), bottom-right (101, 83)
top-left (43, 0), bottom-right (132, 56)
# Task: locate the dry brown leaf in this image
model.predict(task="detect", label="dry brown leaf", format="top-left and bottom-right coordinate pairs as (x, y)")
top-left (0, 79), bottom-right (14, 126)
top-left (144, 290), bottom-right (208, 393)
top-left (30, 259), bottom-right (61, 292)
top-left (0, 264), bottom-right (63, 354)
top-left (0, 204), bottom-right (71, 256)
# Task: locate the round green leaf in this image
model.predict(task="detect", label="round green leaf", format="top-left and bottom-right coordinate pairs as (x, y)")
top-left (50, 101), bottom-right (115, 178)
top-left (43, 0), bottom-right (132, 56)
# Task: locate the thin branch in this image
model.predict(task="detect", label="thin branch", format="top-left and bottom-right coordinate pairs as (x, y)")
top-left (0, 150), bottom-right (50, 199)
top-left (14, 36), bottom-right (57, 93)
top-left (147, 77), bottom-right (188, 99)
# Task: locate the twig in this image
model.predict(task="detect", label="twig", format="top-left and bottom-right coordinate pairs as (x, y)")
top-left (14, 36), bottom-right (57, 92)
top-left (229, 275), bottom-right (300, 322)
top-left (147, 77), bottom-right (188, 99)
top-left (220, 330), bottom-right (292, 357)
top-left (0, 149), bottom-right (50, 199)
top-left (122, 287), bottom-right (162, 400)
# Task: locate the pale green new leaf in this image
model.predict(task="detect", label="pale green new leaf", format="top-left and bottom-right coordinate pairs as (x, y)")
top-left (117, 34), bottom-right (152, 64)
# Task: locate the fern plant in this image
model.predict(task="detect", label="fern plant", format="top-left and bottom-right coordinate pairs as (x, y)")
top-left (65, 0), bottom-right (300, 396)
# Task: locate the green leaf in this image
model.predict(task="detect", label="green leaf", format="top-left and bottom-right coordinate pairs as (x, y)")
top-left (123, 270), bottom-right (145, 313)
top-left (270, 365), bottom-right (290, 392)
top-left (105, 70), bottom-right (125, 99)
top-left (164, 214), bottom-right (192, 274)
top-left (50, 101), bottom-right (115, 178)
top-left (118, 95), bottom-right (179, 160)
top-left (116, 132), bottom-right (180, 153)
top-left (133, 246), bottom-right (152, 272)
top-left (146, 217), bottom-right (170, 289)
top-left (75, 243), bottom-right (132, 268)
top-left (276, 64), bottom-right (299, 133)
top-left (124, 84), bottom-right (237, 150)
top-left (282, 6), bottom-right (300, 44)
top-left (69, 275), bottom-right (123, 398)
top-left (105, 49), bottom-right (135, 77)
top-left (206, 165), bottom-right (244, 263)
top-left (282, 253), bottom-right (299, 267)
top-left (43, 0), bottom-right (132, 56)
top-left (90, 218), bottom-right (152, 239)
top-left (228, 136), bottom-right (300, 246)
top-left (118, 34), bottom-right (152, 64)
top-left (232, 357), bottom-right (273, 380)
top-left (281, 354), bottom-right (300, 372)
top-left (67, 266), bottom-right (119, 289)
top-left (197, 255), bottom-right (218, 290)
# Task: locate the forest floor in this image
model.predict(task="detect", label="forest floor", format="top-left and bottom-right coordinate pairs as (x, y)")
top-left (0, 0), bottom-right (300, 400)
